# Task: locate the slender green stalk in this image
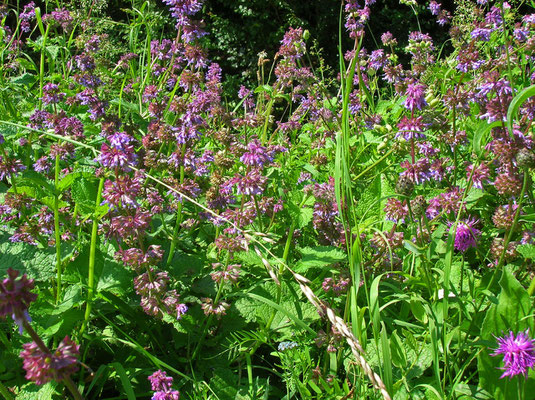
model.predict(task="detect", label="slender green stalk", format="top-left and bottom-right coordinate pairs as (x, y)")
top-left (80, 177), bottom-right (105, 336)
top-left (38, 23), bottom-right (51, 110)
top-left (165, 201), bottom-right (183, 266)
top-left (191, 279), bottom-right (226, 360)
top-left (54, 154), bottom-right (63, 304)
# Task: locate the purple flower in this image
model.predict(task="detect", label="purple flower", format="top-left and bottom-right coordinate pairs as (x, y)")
top-left (41, 83), bottom-right (65, 105)
top-left (148, 369), bottom-right (180, 400)
top-left (396, 116), bottom-right (426, 140)
top-left (381, 31), bottom-right (397, 46)
top-left (20, 336), bottom-right (80, 385)
top-left (96, 143), bottom-right (137, 172)
top-left (492, 330), bottom-right (535, 379)
top-left (19, 2), bottom-right (36, 32)
top-left (240, 139), bottom-right (272, 167)
top-left (429, 1), bottom-right (441, 15)
top-left (452, 218), bottom-right (480, 252)
top-left (471, 27), bottom-right (492, 42)
top-left (0, 269), bottom-right (37, 333)
top-left (403, 82), bottom-right (427, 112)
top-left (278, 27), bottom-right (306, 60)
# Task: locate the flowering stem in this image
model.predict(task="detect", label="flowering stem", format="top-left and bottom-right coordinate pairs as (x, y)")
top-left (191, 279), bottom-right (226, 360)
top-left (80, 177), bottom-right (105, 336)
top-left (54, 153), bottom-right (63, 304)
top-left (63, 376), bottom-right (84, 400)
top-left (495, 170), bottom-right (528, 272)
top-left (166, 202), bottom-right (183, 267)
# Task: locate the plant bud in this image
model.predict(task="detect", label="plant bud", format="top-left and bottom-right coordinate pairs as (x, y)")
top-left (516, 148), bottom-right (535, 169)
top-left (411, 195), bottom-right (427, 217)
top-left (396, 175), bottom-right (414, 197)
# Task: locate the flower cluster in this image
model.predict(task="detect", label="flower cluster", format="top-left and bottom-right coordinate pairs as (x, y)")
top-left (148, 370), bottom-right (180, 400)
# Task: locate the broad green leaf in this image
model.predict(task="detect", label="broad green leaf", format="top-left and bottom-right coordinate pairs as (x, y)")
top-left (16, 382), bottom-right (59, 400)
top-left (517, 244), bottom-right (535, 260)
top-left (0, 234), bottom-right (56, 281)
top-left (10, 73), bottom-right (37, 87)
top-left (294, 246), bottom-right (346, 272)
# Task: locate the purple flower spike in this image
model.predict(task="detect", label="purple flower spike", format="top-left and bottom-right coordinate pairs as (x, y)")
top-left (20, 336), bottom-right (80, 385)
top-left (403, 82), bottom-right (427, 112)
top-left (149, 370), bottom-right (180, 400)
top-left (492, 330), bottom-right (535, 379)
top-left (0, 268), bottom-right (37, 333)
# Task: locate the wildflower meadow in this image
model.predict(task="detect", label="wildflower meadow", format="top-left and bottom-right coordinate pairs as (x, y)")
top-left (2, 0), bottom-right (535, 398)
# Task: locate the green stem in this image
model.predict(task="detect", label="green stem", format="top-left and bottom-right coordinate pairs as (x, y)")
top-left (166, 202), bottom-right (183, 266)
top-left (54, 154), bottom-right (62, 304)
top-left (191, 280), bottom-right (226, 360)
top-left (80, 178), bottom-right (105, 336)
top-left (63, 377), bottom-right (84, 400)
top-left (38, 23), bottom-right (51, 110)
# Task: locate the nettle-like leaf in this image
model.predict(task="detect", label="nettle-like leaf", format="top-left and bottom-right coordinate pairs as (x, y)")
top-left (32, 285), bottom-right (84, 339)
top-left (0, 233), bottom-right (56, 281)
top-left (69, 241), bottom-right (132, 296)
top-left (71, 175), bottom-right (103, 217)
top-left (294, 245), bottom-right (346, 273)
top-left (478, 266), bottom-right (535, 399)
top-left (516, 244), bottom-right (535, 260)
top-left (16, 382), bottom-right (60, 400)
top-left (234, 281), bottom-right (319, 334)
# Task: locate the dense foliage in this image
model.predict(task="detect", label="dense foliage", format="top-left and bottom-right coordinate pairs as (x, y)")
top-left (1, 0), bottom-right (535, 399)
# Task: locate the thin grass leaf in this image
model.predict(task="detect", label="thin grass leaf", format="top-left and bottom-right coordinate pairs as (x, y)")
top-left (110, 362), bottom-right (136, 400)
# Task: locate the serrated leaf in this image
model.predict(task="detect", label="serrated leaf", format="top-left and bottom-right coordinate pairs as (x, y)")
top-left (517, 244), bottom-right (535, 260)
top-left (0, 234), bottom-right (56, 281)
top-left (16, 382), bottom-right (59, 399)
top-left (210, 368), bottom-right (239, 400)
top-left (294, 246), bottom-right (346, 272)
top-left (10, 73), bottom-right (37, 86)
top-left (356, 175), bottom-right (381, 220)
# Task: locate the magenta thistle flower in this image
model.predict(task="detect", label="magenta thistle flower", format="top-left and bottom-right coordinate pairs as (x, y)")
top-left (492, 330), bottom-right (535, 379)
top-left (0, 268), bottom-right (37, 333)
top-left (20, 336), bottom-right (79, 385)
top-left (452, 218), bottom-right (480, 252)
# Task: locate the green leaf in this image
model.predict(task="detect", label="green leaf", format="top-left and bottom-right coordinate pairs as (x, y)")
top-left (294, 246), bottom-right (346, 273)
top-left (507, 84), bottom-right (535, 139)
top-left (0, 234), bottom-right (56, 281)
top-left (516, 244), bottom-right (535, 260)
top-left (10, 73), bottom-right (37, 87)
top-left (478, 266), bottom-right (535, 398)
top-left (355, 175), bottom-right (382, 220)
top-left (16, 382), bottom-right (59, 400)
top-left (210, 368), bottom-right (239, 400)
top-left (110, 362), bottom-right (136, 400)
top-left (472, 120), bottom-right (501, 157)
top-left (71, 176), bottom-right (100, 216)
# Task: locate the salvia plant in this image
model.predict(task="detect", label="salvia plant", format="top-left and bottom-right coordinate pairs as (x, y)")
top-left (1, 0), bottom-right (535, 399)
